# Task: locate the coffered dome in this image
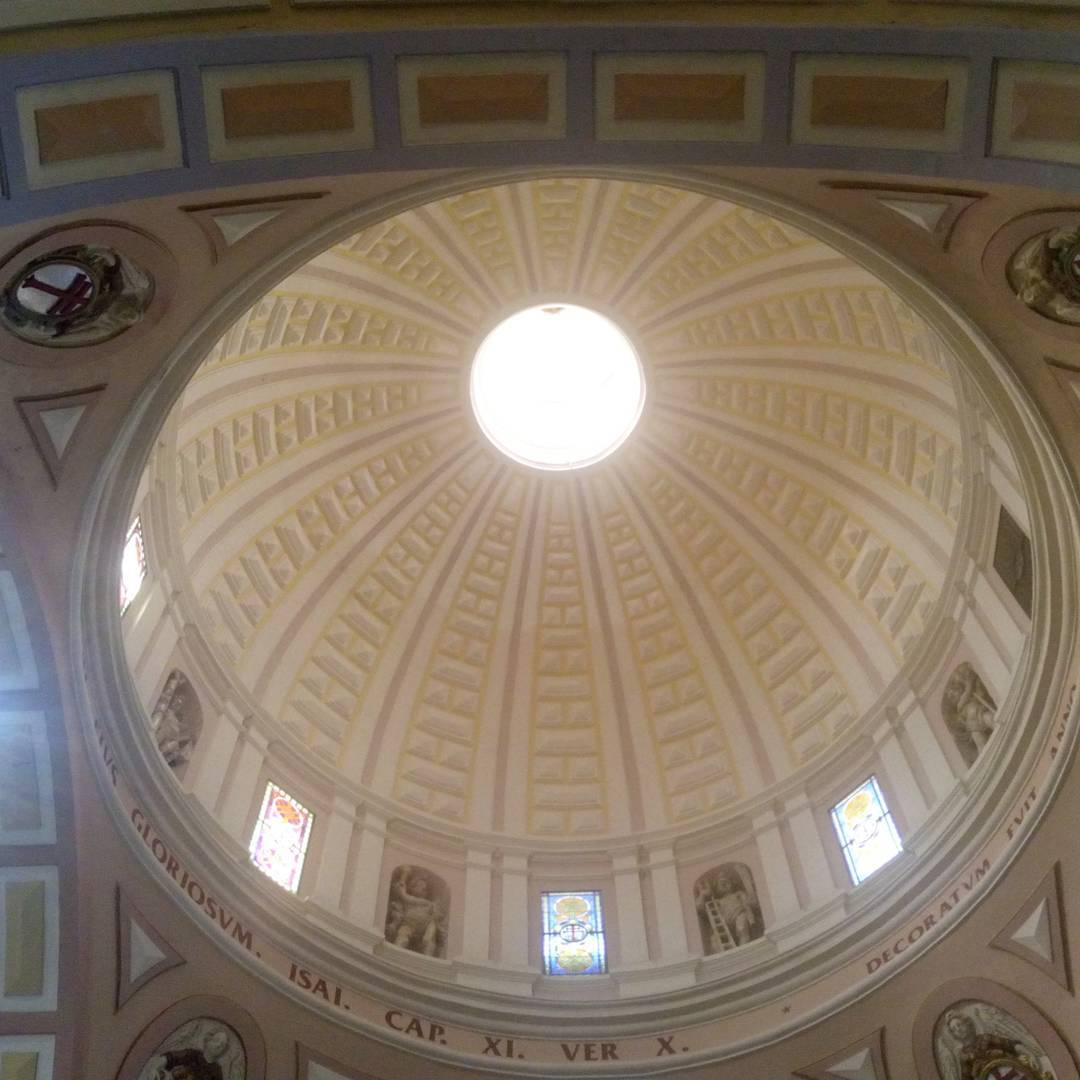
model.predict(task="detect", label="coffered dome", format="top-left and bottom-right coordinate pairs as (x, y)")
top-left (155, 176), bottom-right (966, 842)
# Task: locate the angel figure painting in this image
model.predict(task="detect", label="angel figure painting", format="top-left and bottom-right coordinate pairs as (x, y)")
top-left (942, 663), bottom-right (998, 767)
top-left (932, 1000), bottom-right (1057, 1080)
top-left (693, 863), bottom-right (765, 955)
top-left (137, 1017), bottom-right (246, 1080)
top-left (384, 864), bottom-right (449, 958)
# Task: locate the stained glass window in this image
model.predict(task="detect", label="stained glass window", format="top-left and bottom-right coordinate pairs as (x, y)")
top-left (119, 517), bottom-right (147, 613)
top-left (541, 891), bottom-right (607, 975)
top-left (830, 776), bottom-right (903, 885)
top-left (248, 782), bottom-right (314, 893)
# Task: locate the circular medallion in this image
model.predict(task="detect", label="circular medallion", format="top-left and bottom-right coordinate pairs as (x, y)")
top-left (1, 243), bottom-right (153, 347)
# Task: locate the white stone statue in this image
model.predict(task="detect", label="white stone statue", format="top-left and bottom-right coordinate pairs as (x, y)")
top-left (385, 865), bottom-right (449, 958)
top-left (942, 662), bottom-right (998, 766)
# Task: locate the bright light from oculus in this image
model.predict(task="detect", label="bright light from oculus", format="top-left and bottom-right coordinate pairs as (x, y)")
top-left (470, 304), bottom-right (645, 470)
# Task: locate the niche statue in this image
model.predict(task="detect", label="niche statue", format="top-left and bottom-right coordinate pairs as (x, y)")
top-left (150, 670), bottom-right (203, 769)
top-left (137, 1018), bottom-right (245, 1080)
top-left (942, 663), bottom-right (998, 767)
top-left (694, 862), bottom-right (764, 955)
top-left (385, 865), bottom-right (449, 959)
top-left (933, 1000), bottom-right (1057, 1080)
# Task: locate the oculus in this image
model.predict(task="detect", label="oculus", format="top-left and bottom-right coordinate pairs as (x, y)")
top-left (0, 243), bottom-right (152, 347)
top-left (469, 304), bottom-right (645, 471)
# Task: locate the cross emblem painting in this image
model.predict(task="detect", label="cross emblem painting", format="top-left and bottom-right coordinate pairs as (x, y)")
top-left (0, 242), bottom-right (153, 348)
top-left (13, 261), bottom-right (98, 319)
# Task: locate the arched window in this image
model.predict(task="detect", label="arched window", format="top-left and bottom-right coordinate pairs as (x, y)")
top-left (150, 670), bottom-right (203, 770)
top-left (941, 662), bottom-right (998, 767)
top-left (385, 865), bottom-right (450, 959)
top-left (693, 863), bottom-right (765, 954)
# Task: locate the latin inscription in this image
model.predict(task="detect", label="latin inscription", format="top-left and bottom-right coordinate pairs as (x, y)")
top-left (562, 1042), bottom-right (619, 1061)
top-left (88, 675), bottom-right (1079, 1065)
top-left (131, 808), bottom-right (255, 951)
top-left (289, 964), bottom-right (347, 1007)
top-left (385, 1011), bottom-right (447, 1045)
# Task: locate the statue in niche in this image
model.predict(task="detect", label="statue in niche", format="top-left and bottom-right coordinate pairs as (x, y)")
top-left (942, 663), bottom-right (998, 767)
top-left (385, 865), bottom-right (449, 958)
top-left (137, 1018), bottom-right (245, 1080)
top-left (150, 670), bottom-right (203, 769)
top-left (693, 863), bottom-right (764, 955)
top-left (933, 999), bottom-right (1057, 1080)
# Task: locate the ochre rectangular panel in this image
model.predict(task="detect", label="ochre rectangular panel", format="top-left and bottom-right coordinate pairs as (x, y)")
top-left (809, 75), bottom-right (950, 131)
top-left (33, 93), bottom-right (164, 165)
top-left (0, 1051), bottom-right (38, 1080)
top-left (613, 72), bottom-right (745, 123)
top-left (416, 73), bottom-right (549, 126)
top-left (220, 79), bottom-right (354, 139)
top-left (4, 881), bottom-right (45, 997)
top-left (0, 725), bottom-right (41, 833)
top-left (1009, 80), bottom-right (1080, 141)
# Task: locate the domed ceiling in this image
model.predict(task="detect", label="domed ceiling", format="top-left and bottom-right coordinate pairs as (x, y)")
top-left (163, 177), bottom-right (965, 841)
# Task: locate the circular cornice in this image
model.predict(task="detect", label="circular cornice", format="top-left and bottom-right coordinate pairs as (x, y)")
top-left (71, 168), bottom-right (1080, 1072)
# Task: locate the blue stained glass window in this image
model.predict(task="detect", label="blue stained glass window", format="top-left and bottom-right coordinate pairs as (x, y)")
top-left (541, 891), bottom-right (607, 975)
top-left (830, 776), bottom-right (903, 885)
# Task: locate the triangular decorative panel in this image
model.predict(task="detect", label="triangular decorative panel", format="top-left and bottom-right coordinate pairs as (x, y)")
top-left (116, 888), bottom-right (184, 1008)
top-left (309, 1064), bottom-right (351, 1080)
top-left (298, 1047), bottom-right (374, 1080)
top-left (39, 405), bottom-right (85, 458)
top-left (873, 190), bottom-right (979, 248)
top-left (877, 198), bottom-right (950, 233)
top-left (212, 209), bottom-right (283, 248)
top-left (16, 386), bottom-right (105, 487)
top-left (183, 193), bottom-right (325, 262)
top-left (991, 863), bottom-right (1071, 991)
top-left (794, 1029), bottom-right (889, 1080)
top-left (823, 181), bottom-right (982, 250)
